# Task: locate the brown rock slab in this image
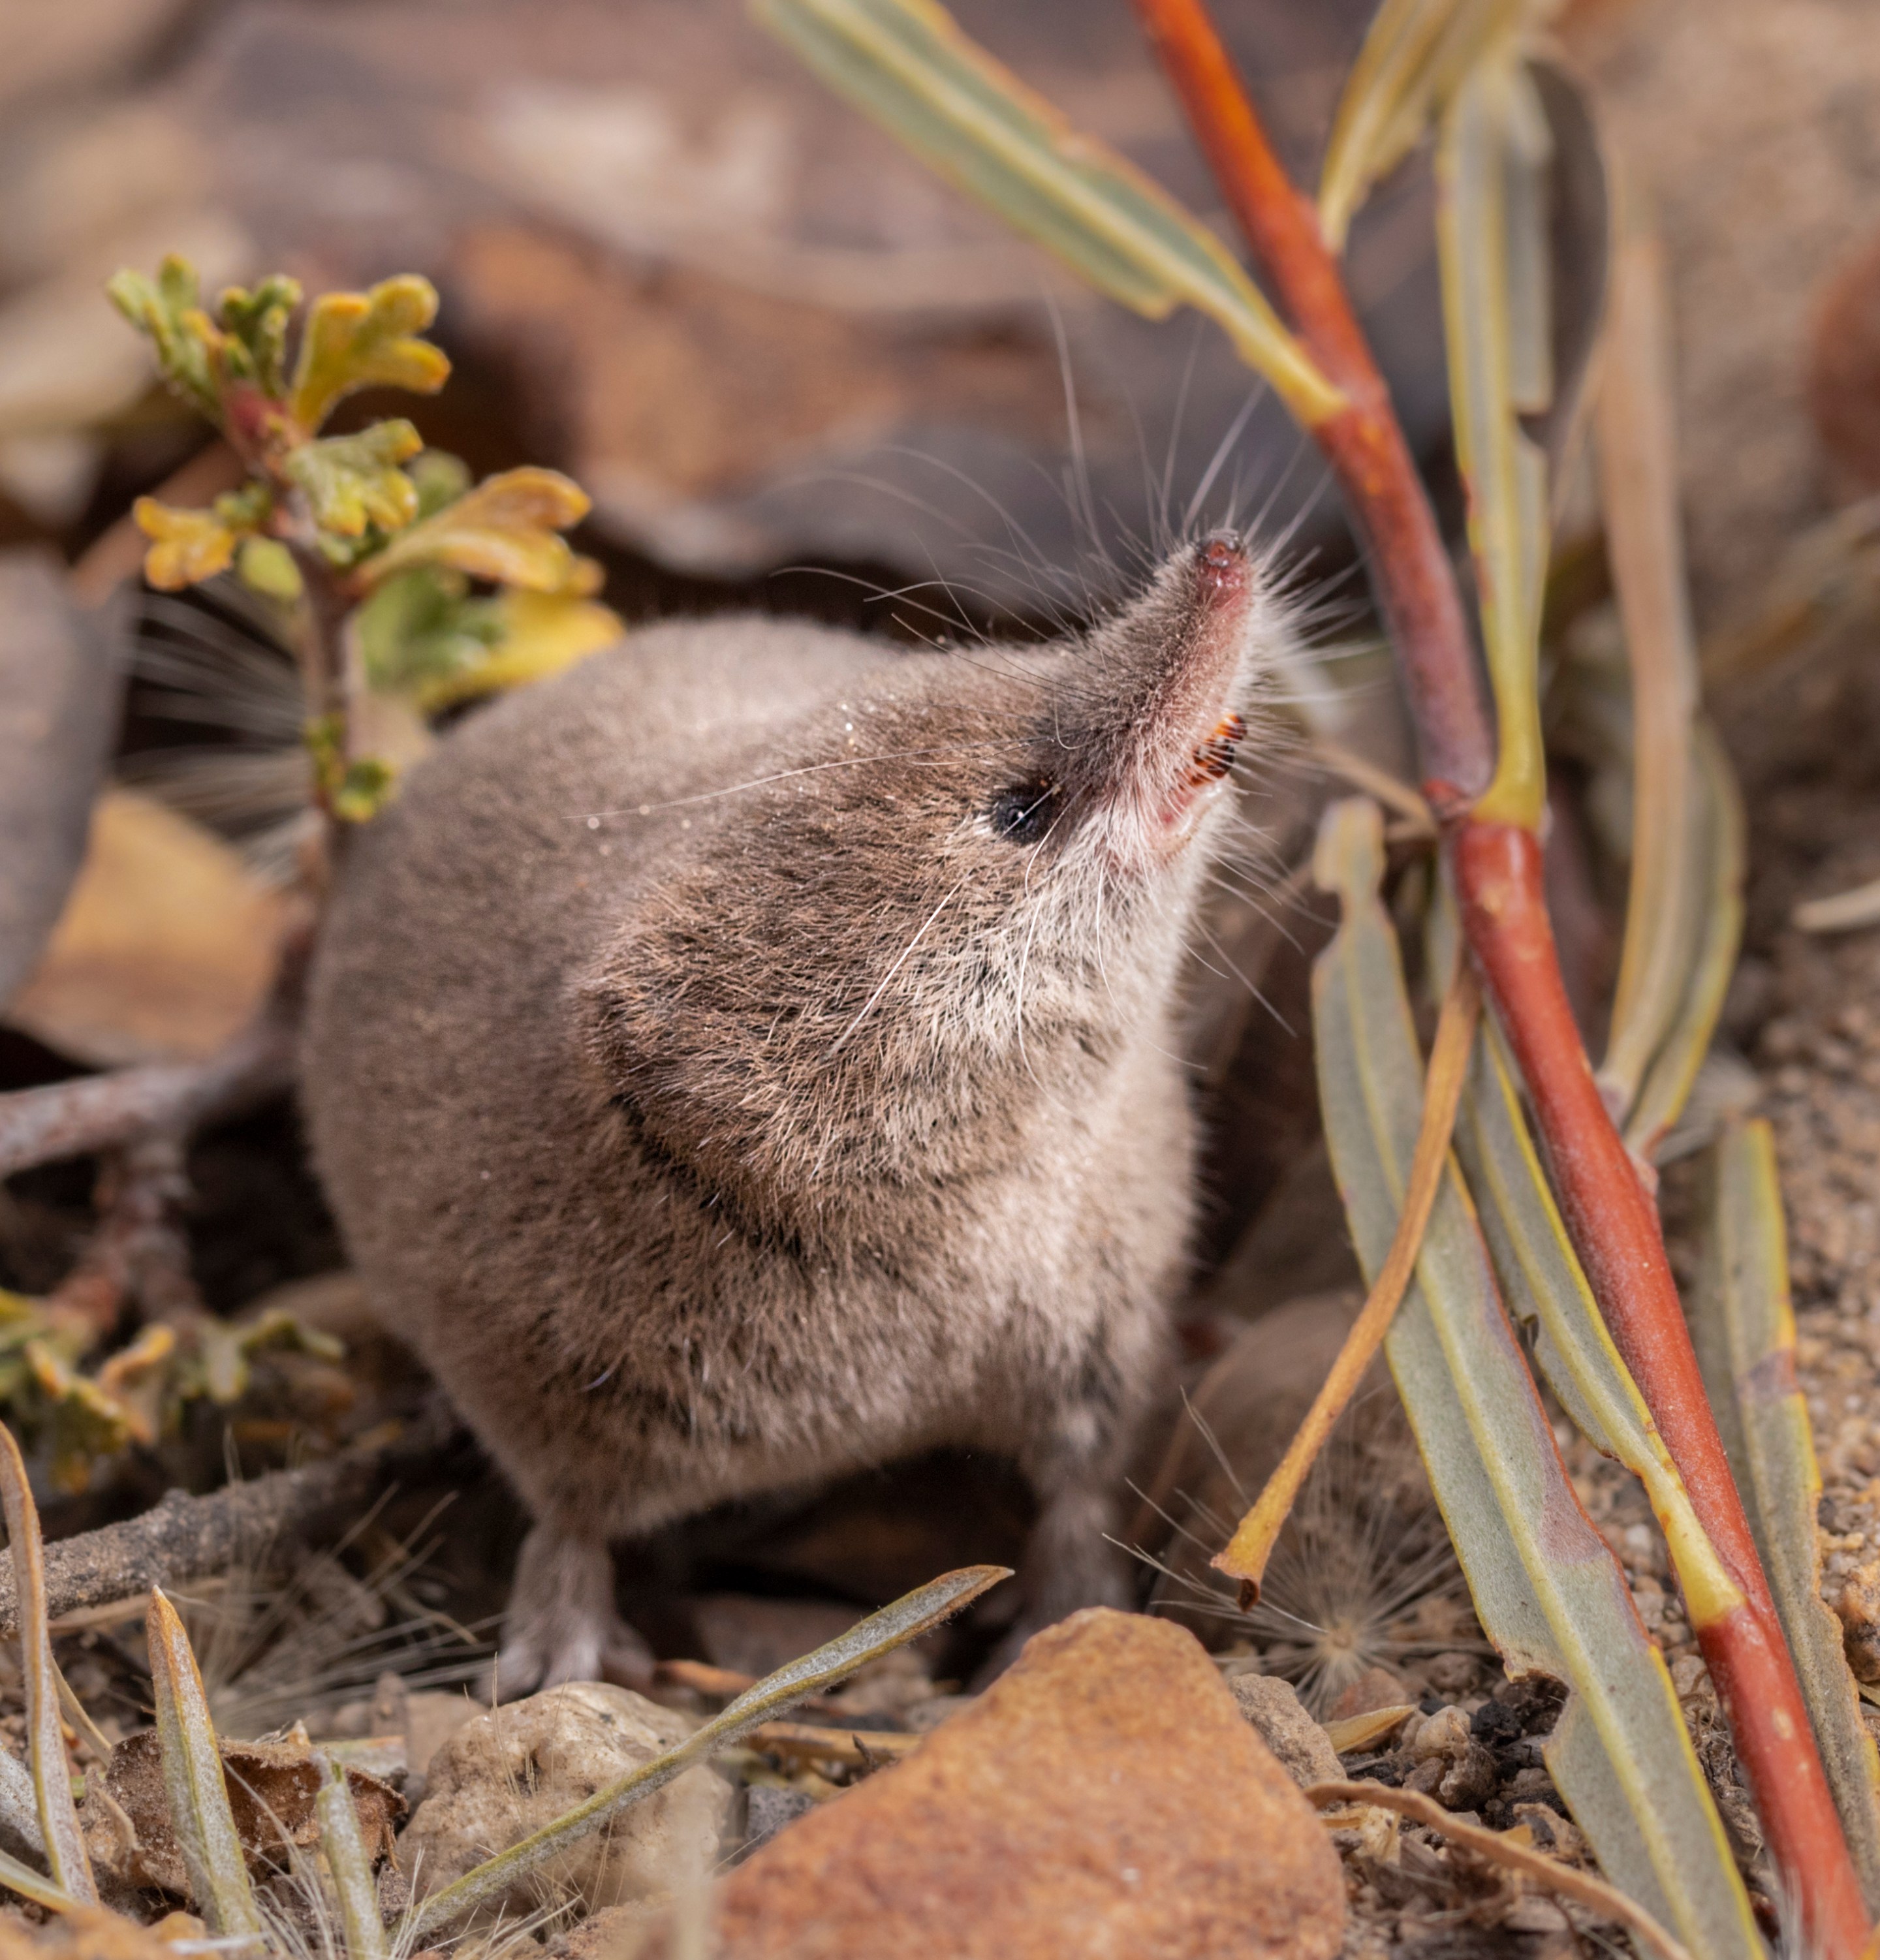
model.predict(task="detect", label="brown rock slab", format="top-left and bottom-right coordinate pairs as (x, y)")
top-left (712, 1607), bottom-right (1343, 1960)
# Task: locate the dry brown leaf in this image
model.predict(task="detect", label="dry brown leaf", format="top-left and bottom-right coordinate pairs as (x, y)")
top-left (88, 1729), bottom-right (403, 1901)
top-left (5, 790), bottom-right (283, 1067)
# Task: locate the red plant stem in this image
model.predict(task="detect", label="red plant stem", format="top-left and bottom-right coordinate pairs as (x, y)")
top-left (1458, 826), bottom-right (1870, 1951)
top-left (1131, 0), bottom-right (1492, 811)
top-left (1130, 0), bottom-right (1872, 1947)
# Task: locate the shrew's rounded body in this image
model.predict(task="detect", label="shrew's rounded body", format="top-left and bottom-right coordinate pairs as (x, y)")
top-left (305, 539), bottom-right (1283, 1687)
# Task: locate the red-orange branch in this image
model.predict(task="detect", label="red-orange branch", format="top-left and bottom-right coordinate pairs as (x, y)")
top-left (1129, 0), bottom-right (1871, 1949)
top-left (1131, 1), bottom-right (1491, 810)
top-left (1458, 826), bottom-right (1868, 1947)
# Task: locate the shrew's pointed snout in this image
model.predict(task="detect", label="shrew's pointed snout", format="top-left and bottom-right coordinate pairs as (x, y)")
top-left (1037, 530), bottom-right (1272, 867)
top-left (1195, 529), bottom-right (1252, 606)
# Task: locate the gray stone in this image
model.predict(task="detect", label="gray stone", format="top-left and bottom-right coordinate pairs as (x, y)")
top-left (1227, 1673), bottom-right (1342, 1788)
top-left (742, 1784), bottom-right (816, 1856)
top-left (400, 1682), bottom-right (730, 1923)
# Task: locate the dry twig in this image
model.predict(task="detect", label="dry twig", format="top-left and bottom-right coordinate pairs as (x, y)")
top-left (1305, 1780), bottom-right (1693, 1960)
top-left (0, 1411), bottom-right (452, 1636)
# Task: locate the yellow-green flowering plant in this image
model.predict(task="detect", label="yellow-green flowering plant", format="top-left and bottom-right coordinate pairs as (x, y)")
top-left (110, 257), bottom-right (622, 822)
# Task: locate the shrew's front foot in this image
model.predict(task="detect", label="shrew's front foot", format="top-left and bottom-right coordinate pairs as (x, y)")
top-left (494, 1521), bottom-right (654, 1697)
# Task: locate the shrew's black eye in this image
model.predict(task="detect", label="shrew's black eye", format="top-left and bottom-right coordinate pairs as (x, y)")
top-left (988, 777), bottom-right (1063, 844)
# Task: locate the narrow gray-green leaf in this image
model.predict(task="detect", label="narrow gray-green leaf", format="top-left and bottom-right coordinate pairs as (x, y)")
top-left (1312, 799), bottom-right (1760, 1960)
top-left (1623, 721), bottom-right (1745, 1161)
top-left (0, 1841), bottom-right (76, 1915)
top-left (749, 0), bottom-right (1343, 427)
top-left (408, 1563), bottom-right (1008, 1942)
top-left (1597, 227), bottom-right (1703, 1123)
top-left (0, 1423), bottom-right (93, 1902)
top-left (0, 1747), bottom-right (44, 1859)
top-left (146, 1588), bottom-right (262, 1939)
top-left (1435, 37), bottom-right (1550, 828)
top-left (1692, 1120), bottom-right (1880, 1910)
top-left (1454, 1016), bottom-right (1744, 1640)
top-left (315, 1753), bottom-right (389, 1960)
top-left (1523, 62), bottom-right (1612, 496)
top-left (1318, 0), bottom-right (1525, 253)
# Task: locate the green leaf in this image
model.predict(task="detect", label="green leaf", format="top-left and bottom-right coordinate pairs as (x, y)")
top-left (284, 419), bottom-right (424, 539)
top-left (197, 1304), bottom-right (348, 1403)
top-left (358, 467), bottom-right (593, 591)
top-left (412, 588), bottom-right (625, 712)
top-left (1311, 798), bottom-right (1760, 1960)
top-left (407, 1563), bottom-right (1010, 1942)
top-left (1319, 0), bottom-right (1526, 253)
top-left (289, 275), bottom-right (450, 433)
top-left (236, 536), bottom-right (304, 604)
top-left (107, 256), bottom-right (219, 419)
top-left (333, 758), bottom-right (396, 824)
top-left (146, 1588), bottom-right (262, 1938)
top-left (1691, 1121), bottom-right (1880, 1911)
top-left (1622, 722), bottom-right (1745, 1160)
top-left (1435, 40), bottom-right (1552, 829)
top-left (315, 1753), bottom-right (389, 1960)
top-left (1595, 233), bottom-right (1724, 1143)
top-left (356, 566), bottom-right (501, 694)
top-left (0, 1423), bottom-right (96, 1901)
top-left (216, 276), bottom-right (302, 399)
top-left (23, 1341), bottom-right (138, 1493)
top-left (751, 0), bottom-right (1343, 428)
top-left (410, 446), bottom-right (473, 518)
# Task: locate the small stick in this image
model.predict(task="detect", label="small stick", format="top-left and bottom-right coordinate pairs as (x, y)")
top-left (0, 1410), bottom-right (452, 1636)
top-left (743, 1722), bottom-right (922, 1766)
top-left (0, 1009), bottom-right (294, 1181)
top-left (1304, 1780), bottom-right (1693, 1960)
top-left (1213, 955), bottom-right (1480, 1600)
top-left (1311, 741), bottom-right (1436, 835)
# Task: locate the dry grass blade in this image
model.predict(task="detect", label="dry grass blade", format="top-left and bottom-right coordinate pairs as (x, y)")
top-left (1794, 878), bottom-right (1880, 937)
top-left (407, 1563), bottom-right (1009, 1943)
top-left (1305, 1781), bottom-right (1694, 1960)
top-left (146, 1588), bottom-right (262, 1940)
top-left (1318, 0), bottom-right (1524, 253)
top-left (1310, 741), bottom-right (1435, 833)
top-left (749, 0), bottom-right (1344, 426)
top-left (1700, 495), bottom-right (1880, 687)
top-left (315, 1752), bottom-right (389, 1960)
top-left (1691, 1122), bottom-right (1880, 1909)
top-left (1213, 950), bottom-right (1479, 1598)
top-left (1595, 228), bottom-right (1702, 1121)
top-left (0, 1424), bottom-right (95, 1903)
top-left (54, 1661), bottom-right (116, 1765)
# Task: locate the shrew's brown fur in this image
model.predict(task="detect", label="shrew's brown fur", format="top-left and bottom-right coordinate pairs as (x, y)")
top-left (303, 534), bottom-right (1290, 1688)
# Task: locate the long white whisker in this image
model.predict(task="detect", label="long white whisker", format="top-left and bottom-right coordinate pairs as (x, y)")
top-left (830, 870), bottom-right (974, 1053)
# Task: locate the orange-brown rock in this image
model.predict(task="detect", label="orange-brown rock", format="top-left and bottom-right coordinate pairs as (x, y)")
top-left (712, 1608), bottom-right (1344, 1960)
top-left (1328, 1666), bottom-right (1412, 1723)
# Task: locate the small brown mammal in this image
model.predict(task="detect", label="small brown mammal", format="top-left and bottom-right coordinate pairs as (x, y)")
top-left (303, 531), bottom-right (1289, 1690)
